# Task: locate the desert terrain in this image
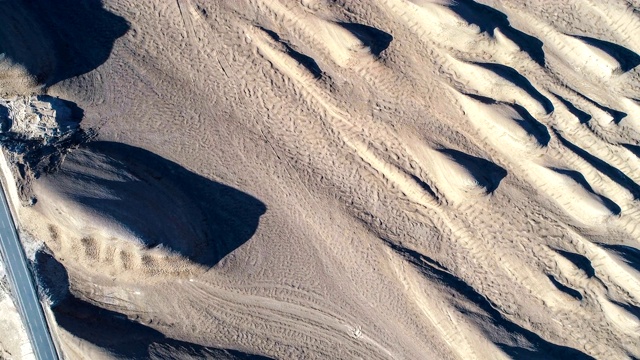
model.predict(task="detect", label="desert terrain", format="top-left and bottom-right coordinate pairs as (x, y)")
top-left (1, 0), bottom-right (640, 359)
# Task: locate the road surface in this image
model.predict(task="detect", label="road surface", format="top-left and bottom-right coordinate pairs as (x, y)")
top-left (0, 186), bottom-right (58, 360)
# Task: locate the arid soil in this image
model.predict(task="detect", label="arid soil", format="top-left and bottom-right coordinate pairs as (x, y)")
top-left (1, 0), bottom-right (640, 359)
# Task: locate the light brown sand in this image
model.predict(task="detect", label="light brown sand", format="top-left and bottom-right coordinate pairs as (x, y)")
top-left (1, 0), bottom-right (640, 359)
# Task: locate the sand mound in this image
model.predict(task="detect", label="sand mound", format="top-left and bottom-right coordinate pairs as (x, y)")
top-left (31, 142), bottom-right (265, 278)
top-left (402, 135), bottom-right (507, 203)
top-left (435, 149), bottom-right (507, 193)
top-left (53, 293), bottom-right (274, 359)
top-left (33, 252), bottom-right (271, 359)
top-left (532, 166), bottom-right (620, 223)
top-left (457, 93), bottom-right (550, 151)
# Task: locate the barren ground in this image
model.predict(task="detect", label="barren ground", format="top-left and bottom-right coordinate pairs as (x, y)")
top-left (1, 0), bottom-right (640, 359)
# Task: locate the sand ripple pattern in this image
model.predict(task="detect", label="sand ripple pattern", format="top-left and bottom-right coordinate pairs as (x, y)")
top-left (13, 0), bottom-right (640, 358)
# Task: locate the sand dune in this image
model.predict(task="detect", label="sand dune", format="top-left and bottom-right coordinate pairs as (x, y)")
top-left (530, 165), bottom-right (620, 224)
top-left (0, 0), bottom-right (639, 359)
top-left (30, 141), bottom-right (266, 280)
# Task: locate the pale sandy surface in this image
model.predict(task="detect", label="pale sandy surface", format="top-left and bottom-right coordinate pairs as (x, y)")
top-left (2, 0), bottom-right (640, 359)
top-left (0, 272), bottom-right (33, 360)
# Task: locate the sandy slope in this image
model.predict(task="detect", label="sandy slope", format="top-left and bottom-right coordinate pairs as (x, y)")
top-left (1, 0), bottom-right (640, 359)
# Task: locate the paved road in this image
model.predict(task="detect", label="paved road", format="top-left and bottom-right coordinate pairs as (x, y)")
top-left (0, 186), bottom-right (58, 360)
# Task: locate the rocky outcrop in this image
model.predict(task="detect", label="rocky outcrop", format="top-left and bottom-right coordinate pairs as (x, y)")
top-left (0, 95), bottom-right (93, 204)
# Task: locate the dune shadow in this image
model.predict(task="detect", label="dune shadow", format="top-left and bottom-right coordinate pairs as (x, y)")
top-left (611, 300), bottom-right (640, 324)
top-left (579, 94), bottom-right (627, 124)
top-left (547, 275), bottom-right (583, 300)
top-left (47, 141), bottom-right (267, 268)
top-left (623, 144), bottom-right (640, 158)
top-left (464, 93), bottom-right (551, 146)
top-left (387, 242), bottom-right (596, 360)
top-left (511, 104), bottom-right (551, 146)
top-left (259, 27), bottom-right (323, 79)
top-left (551, 168), bottom-right (621, 215)
top-left (552, 93), bottom-right (592, 124)
top-left (54, 295), bottom-right (273, 359)
top-left (554, 250), bottom-right (595, 278)
top-left (338, 23), bottom-right (393, 56)
top-left (34, 251), bottom-right (70, 306)
top-left (450, 0), bottom-right (545, 66)
top-left (409, 174), bottom-right (437, 198)
top-left (36, 253), bottom-right (271, 359)
top-left (573, 35), bottom-right (640, 73)
top-left (555, 131), bottom-right (640, 200)
top-left (474, 62), bottom-right (554, 114)
top-left (437, 149), bottom-right (507, 192)
top-left (599, 244), bottom-right (640, 273)
top-left (0, 0), bottom-right (129, 86)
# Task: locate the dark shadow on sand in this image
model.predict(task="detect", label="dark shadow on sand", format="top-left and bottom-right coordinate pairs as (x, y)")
top-left (35, 253), bottom-right (272, 359)
top-left (511, 103), bottom-right (551, 146)
top-left (611, 300), bottom-right (640, 325)
top-left (554, 249), bottom-right (596, 278)
top-left (547, 275), bottom-right (583, 300)
top-left (599, 244), bottom-right (640, 273)
top-left (555, 131), bottom-right (640, 200)
top-left (465, 93), bottom-right (551, 146)
top-left (450, 0), bottom-right (545, 67)
top-left (0, 0), bottom-right (129, 86)
top-left (551, 168), bottom-right (621, 215)
top-left (338, 23), bottom-right (393, 57)
top-left (579, 93), bottom-right (627, 124)
top-left (0, 104), bottom-right (9, 132)
top-left (623, 144), bottom-right (640, 158)
top-left (410, 174), bottom-right (437, 198)
top-left (387, 242), bottom-right (596, 360)
top-left (551, 93), bottom-right (592, 124)
top-left (437, 149), bottom-right (507, 192)
top-left (58, 141), bottom-right (266, 268)
top-left (573, 35), bottom-right (640, 73)
top-left (259, 27), bottom-right (323, 79)
top-left (474, 62), bottom-right (554, 114)
top-left (54, 296), bottom-right (273, 359)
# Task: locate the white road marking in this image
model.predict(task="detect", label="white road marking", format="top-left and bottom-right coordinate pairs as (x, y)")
top-left (0, 186), bottom-right (58, 360)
